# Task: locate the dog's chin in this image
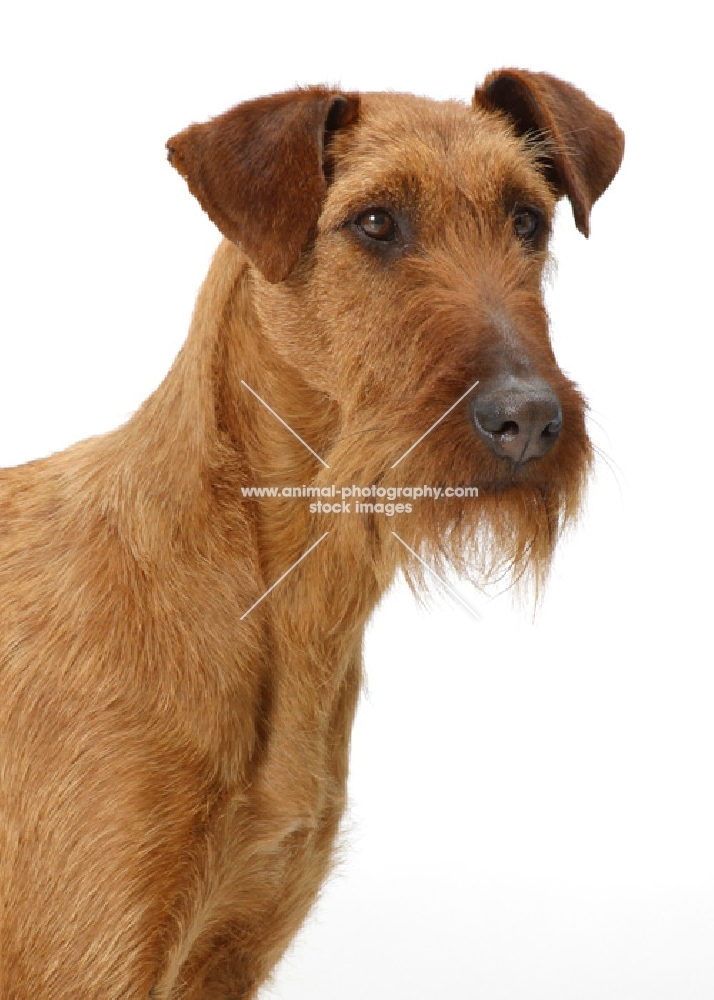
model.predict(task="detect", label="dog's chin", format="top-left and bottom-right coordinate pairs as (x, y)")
top-left (392, 448), bottom-right (591, 598)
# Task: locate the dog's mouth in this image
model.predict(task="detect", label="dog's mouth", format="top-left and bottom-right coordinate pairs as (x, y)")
top-left (469, 458), bottom-right (557, 494)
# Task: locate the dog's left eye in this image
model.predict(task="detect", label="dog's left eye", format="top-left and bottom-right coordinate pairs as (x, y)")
top-left (512, 208), bottom-right (541, 241)
top-left (356, 209), bottom-right (397, 242)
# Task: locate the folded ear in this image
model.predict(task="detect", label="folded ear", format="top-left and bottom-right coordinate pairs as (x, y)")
top-left (473, 69), bottom-right (624, 236)
top-left (167, 88), bottom-right (360, 282)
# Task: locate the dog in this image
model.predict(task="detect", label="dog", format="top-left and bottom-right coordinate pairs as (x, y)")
top-left (0, 69), bottom-right (623, 998)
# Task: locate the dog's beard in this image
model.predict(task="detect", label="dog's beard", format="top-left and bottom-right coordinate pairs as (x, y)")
top-left (325, 420), bottom-right (592, 602)
top-left (402, 457), bottom-right (591, 600)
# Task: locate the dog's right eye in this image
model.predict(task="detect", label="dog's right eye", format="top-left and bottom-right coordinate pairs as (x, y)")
top-left (355, 209), bottom-right (397, 242)
top-left (512, 207), bottom-right (542, 242)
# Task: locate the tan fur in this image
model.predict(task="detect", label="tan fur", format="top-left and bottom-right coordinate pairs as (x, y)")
top-left (0, 72), bottom-right (623, 998)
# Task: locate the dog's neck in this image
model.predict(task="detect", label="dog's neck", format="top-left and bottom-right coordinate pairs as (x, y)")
top-left (117, 240), bottom-right (385, 660)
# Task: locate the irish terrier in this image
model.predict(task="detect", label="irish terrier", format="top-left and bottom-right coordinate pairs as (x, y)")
top-left (0, 69), bottom-right (623, 998)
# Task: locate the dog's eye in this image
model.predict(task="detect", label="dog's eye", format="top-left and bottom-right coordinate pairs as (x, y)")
top-left (356, 209), bottom-right (397, 242)
top-left (512, 208), bottom-right (541, 241)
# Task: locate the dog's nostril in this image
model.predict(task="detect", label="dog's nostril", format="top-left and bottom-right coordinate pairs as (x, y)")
top-left (471, 377), bottom-right (562, 464)
top-left (541, 415), bottom-right (562, 438)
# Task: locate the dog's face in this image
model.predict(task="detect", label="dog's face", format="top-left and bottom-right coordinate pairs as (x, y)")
top-left (168, 73), bottom-right (623, 588)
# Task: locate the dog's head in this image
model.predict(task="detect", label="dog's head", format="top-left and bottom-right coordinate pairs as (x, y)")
top-left (168, 72), bottom-right (623, 590)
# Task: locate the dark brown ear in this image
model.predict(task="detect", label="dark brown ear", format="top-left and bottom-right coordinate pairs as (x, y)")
top-left (166, 88), bottom-right (360, 282)
top-left (474, 69), bottom-right (624, 236)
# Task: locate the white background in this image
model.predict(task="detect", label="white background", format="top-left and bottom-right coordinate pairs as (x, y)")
top-left (1, 3), bottom-right (712, 998)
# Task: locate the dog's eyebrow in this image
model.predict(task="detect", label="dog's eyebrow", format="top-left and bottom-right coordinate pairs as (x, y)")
top-left (319, 179), bottom-right (421, 232)
top-left (501, 183), bottom-right (553, 217)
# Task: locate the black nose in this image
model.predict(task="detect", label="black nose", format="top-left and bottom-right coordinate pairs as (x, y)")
top-left (471, 376), bottom-right (562, 463)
